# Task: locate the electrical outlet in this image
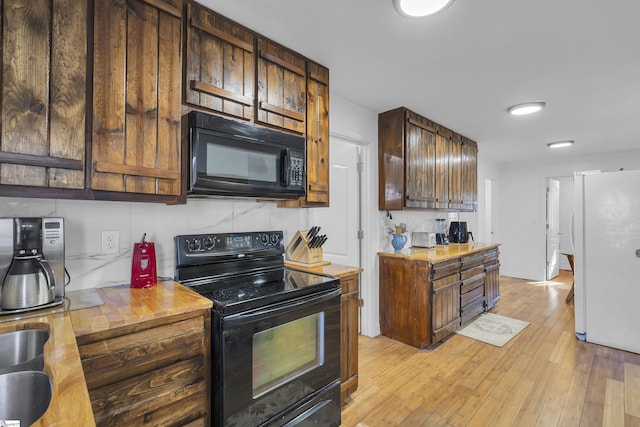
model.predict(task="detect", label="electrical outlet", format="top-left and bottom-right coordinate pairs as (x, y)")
top-left (101, 231), bottom-right (120, 254)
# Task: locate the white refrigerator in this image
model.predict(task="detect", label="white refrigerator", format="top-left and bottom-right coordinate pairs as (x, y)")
top-left (573, 170), bottom-right (640, 354)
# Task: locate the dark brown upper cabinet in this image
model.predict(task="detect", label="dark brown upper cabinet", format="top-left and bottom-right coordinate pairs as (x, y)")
top-left (378, 107), bottom-right (478, 212)
top-left (91, 0), bottom-right (183, 197)
top-left (256, 38), bottom-right (307, 135)
top-left (185, 1), bottom-right (255, 121)
top-left (0, 0), bottom-right (87, 192)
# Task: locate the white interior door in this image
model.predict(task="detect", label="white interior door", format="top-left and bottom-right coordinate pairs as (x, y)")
top-left (308, 136), bottom-right (360, 267)
top-left (584, 170), bottom-right (640, 353)
top-left (546, 178), bottom-right (560, 280)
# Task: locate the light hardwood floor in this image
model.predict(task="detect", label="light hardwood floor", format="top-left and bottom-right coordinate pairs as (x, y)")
top-left (341, 271), bottom-right (640, 426)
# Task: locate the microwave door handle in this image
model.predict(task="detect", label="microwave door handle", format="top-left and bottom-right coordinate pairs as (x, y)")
top-left (281, 149), bottom-right (290, 186)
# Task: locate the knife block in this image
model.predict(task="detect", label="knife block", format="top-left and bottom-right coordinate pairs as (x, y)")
top-left (285, 230), bottom-right (329, 266)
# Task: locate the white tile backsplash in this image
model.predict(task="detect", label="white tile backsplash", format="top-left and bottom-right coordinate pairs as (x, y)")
top-left (0, 196), bottom-right (308, 291)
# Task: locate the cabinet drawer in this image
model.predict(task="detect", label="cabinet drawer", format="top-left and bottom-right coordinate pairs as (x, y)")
top-left (485, 260), bottom-right (500, 271)
top-left (340, 275), bottom-right (359, 294)
top-left (431, 259), bottom-right (461, 280)
top-left (433, 273), bottom-right (461, 291)
top-left (484, 249), bottom-right (499, 263)
top-left (461, 265), bottom-right (485, 282)
top-left (461, 274), bottom-right (485, 294)
top-left (89, 357), bottom-right (206, 425)
top-left (461, 253), bottom-right (484, 270)
top-left (78, 317), bottom-right (205, 389)
top-left (461, 299), bottom-right (485, 326)
top-left (461, 284), bottom-right (484, 307)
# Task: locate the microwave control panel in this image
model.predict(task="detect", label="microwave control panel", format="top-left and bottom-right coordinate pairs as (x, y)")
top-left (289, 153), bottom-right (305, 188)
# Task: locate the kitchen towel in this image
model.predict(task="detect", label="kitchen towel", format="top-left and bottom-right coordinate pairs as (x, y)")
top-left (456, 313), bottom-right (529, 347)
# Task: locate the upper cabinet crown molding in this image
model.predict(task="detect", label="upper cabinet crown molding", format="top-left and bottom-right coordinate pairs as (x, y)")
top-left (378, 107), bottom-right (478, 212)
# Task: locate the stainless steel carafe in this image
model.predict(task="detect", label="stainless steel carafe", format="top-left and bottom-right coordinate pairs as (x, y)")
top-left (1, 253), bottom-right (56, 310)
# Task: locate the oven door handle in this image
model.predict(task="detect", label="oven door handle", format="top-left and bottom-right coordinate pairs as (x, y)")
top-left (225, 288), bottom-right (341, 325)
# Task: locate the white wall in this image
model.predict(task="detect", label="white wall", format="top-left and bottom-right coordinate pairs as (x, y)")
top-left (495, 149), bottom-right (640, 280)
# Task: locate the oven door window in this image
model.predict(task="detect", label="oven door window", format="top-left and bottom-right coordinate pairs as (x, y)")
top-left (252, 312), bottom-right (324, 399)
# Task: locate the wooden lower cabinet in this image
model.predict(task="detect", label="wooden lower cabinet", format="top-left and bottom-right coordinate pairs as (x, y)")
top-left (74, 311), bottom-right (211, 426)
top-left (380, 247), bottom-right (500, 349)
top-left (484, 249), bottom-right (501, 310)
top-left (339, 273), bottom-right (359, 401)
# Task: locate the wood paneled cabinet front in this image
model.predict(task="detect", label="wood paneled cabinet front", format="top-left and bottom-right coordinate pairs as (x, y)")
top-left (339, 273), bottom-right (359, 401)
top-left (185, 1), bottom-right (255, 121)
top-left (380, 248), bottom-right (500, 349)
top-left (378, 106), bottom-right (478, 212)
top-left (75, 310), bottom-right (211, 426)
top-left (0, 0), bottom-right (86, 191)
top-left (91, 0), bottom-right (183, 196)
top-left (484, 248), bottom-right (501, 310)
top-left (256, 38), bottom-right (307, 135)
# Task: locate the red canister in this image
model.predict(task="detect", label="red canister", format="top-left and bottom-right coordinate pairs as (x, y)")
top-left (131, 233), bottom-right (157, 288)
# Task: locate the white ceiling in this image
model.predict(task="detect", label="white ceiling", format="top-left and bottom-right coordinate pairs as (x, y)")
top-left (201, 0), bottom-right (640, 164)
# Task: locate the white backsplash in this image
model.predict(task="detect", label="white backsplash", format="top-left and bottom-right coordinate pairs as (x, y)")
top-left (378, 209), bottom-right (478, 252)
top-left (0, 197), bottom-right (308, 290)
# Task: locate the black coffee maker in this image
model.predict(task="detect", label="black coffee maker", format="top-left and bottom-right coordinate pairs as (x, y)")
top-left (448, 221), bottom-right (474, 244)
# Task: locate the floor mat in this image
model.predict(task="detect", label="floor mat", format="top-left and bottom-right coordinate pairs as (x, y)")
top-left (456, 312), bottom-right (530, 347)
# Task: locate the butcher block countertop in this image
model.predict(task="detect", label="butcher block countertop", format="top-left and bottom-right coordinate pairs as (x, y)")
top-left (284, 261), bottom-right (363, 278)
top-left (379, 242), bottom-right (500, 262)
top-left (0, 281), bottom-right (212, 426)
top-left (70, 280), bottom-right (212, 337)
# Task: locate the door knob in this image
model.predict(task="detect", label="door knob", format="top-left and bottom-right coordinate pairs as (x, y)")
top-left (636, 249), bottom-right (640, 258)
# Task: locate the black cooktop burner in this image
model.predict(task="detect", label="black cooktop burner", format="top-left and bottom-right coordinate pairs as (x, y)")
top-left (190, 269), bottom-right (338, 315)
top-left (174, 231), bottom-right (339, 315)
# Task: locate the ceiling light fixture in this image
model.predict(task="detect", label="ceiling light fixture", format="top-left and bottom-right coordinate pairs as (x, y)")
top-left (507, 101), bottom-right (546, 116)
top-left (393, 0), bottom-right (455, 17)
top-left (547, 140), bottom-right (574, 149)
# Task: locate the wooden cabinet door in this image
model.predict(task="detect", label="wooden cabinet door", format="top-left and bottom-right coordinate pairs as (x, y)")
top-left (0, 0), bottom-right (86, 189)
top-left (448, 133), bottom-right (463, 209)
top-left (379, 257), bottom-right (431, 348)
top-left (91, 0), bottom-right (182, 196)
top-left (185, 2), bottom-right (254, 121)
top-left (76, 312), bottom-right (210, 426)
top-left (434, 130), bottom-right (450, 209)
top-left (339, 274), bottom-right (359, 400)
top-left (304, 62), bottom-right (330, 204)
top-left (377, 108), bottom-right (405, 210)
top-left (405, 114), bottom-right (437, 209)
top-left (485, 260), bottom-right (500, 310)
top-left (256, 38), bottom-right (306, 134)
top-left (461, 137), bottom-right (478, 211)
top-left (431, 273), bottom-right (461, 342)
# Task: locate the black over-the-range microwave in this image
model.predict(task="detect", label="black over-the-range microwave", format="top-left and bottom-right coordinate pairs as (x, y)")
top-left (187, 111), bottom-right (306, 199)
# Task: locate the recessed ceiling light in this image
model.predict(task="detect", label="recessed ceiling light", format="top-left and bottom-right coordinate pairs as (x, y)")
top-left (393, 0), bottom-right (455, 17)
top-left (547, 140), bottom-right (574, 149)
top-left (507, 102), bottom-right (546, 116)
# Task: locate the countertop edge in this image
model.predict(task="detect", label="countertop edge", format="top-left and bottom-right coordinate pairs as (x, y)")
top-left (378, 242), bottom-right (501, 261)
top-left (284, 261), bottom-right (363, 278)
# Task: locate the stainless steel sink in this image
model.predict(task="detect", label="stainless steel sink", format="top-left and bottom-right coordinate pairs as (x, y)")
top-left (0, 328), bottom-right (49, 374)
top-left (0, 371), bottom-right (52, 425)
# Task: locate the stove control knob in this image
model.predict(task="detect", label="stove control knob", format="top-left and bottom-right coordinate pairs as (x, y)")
top-left (260, 233), bottom-right (269, 245)
top-left (270, 234), bottom-right (280, 245)
top-left (203, 236), bottom-right (214, 249)
top-left (188, 238), bottom-right (201, 252)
